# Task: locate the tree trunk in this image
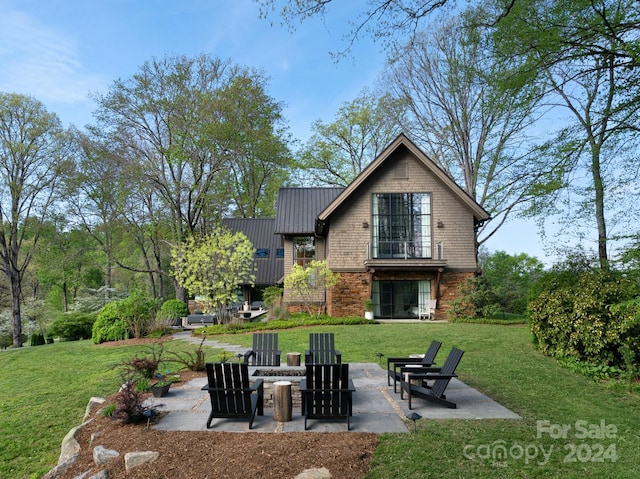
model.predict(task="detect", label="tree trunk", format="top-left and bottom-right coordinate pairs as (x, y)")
top-left (591, 146), bottom-right (608, 271)
top-left (62, 281), bottom-right (69, 312)
top-left (11, 274), bottom-right (22, 348)
top-left (175, 283), bottom-right (186, 303)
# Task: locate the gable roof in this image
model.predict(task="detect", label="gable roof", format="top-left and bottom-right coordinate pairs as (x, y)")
top-left (274, 187), bottom-right (344, 235)
top-left (317, 133), bottom-right (490, 225)
top-left (222, 218), bottom-right (283, 285)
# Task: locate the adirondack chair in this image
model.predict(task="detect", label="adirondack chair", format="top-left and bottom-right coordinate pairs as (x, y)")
top-left (305, 333), bottom-right (342, 364)
top-left (386, 340), bottom-right (442, 393)
top-left (202, 362), bottom-right (264, 429)
top-left (300, 363), bottom-right (355, 430)
top-left (400, 347), bottom-right (464, 409)
top-left (244, 333), bottom-right (281, 366)
top-left (418, 299), bottom-right (438, 320)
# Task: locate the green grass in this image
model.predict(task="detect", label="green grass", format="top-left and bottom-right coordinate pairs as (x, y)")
top-left (1, 323), bottom-right (639, 478)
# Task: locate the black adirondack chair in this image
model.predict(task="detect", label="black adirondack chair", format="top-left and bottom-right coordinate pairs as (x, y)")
top-left (300, 363), bottom-right (355, 430)
top-left (244, 333), bottom-right (281, 366)
top-left (387, 340), bottom-right (442, 393)
top-left (305, 333), bottom-right (341, 364)
top-left (400, 347), bottom-right (464, 409)
top-left (202, 362), bottom-right (264, 429)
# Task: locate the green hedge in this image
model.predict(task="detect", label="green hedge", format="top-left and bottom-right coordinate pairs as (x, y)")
top-left (49, 312), bottom-right (97, 341)
top-left (156, 299), bottom-right (189, 325)
top-left (529, 270), bottom-right (640, 369)
top-left (197, 314), bottom-right (374, 335)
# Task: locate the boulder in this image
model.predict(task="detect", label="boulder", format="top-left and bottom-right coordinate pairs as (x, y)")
top-left (93, 445), bottom-right (120, 466)
top-left (124, 451), bottom-right (160, 472)
top-left (294, 467), bottom-right (332, 479)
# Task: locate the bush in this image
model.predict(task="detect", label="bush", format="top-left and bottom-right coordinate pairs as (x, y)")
top-left (165, 336), bottom-right (207, 371)
top-left (92, 302), bottom-right (130, 344)
top-left (112, 380), bottom-right (155, 424)
top-left (262, 286), bottom-right (283, 308)
top-left (156, 299), bottom-right (189, 326)
top-left (118, 343), bottom-right (164, 380)
top-left (529, 270), bottom-right (640, 370)
top-left (49, 312), bottom-right (97, 341)
top-left (29, 333), bottom-right (45, 346)
top-left (91, 293), bottom-right (160, 344)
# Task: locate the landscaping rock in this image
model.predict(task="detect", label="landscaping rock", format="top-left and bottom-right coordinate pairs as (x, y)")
top-left (58, 422), bottom-right (89, 464)
top-left (294, 467), bottom-right (332, 479)
top-left (93, 445), bottom-right (120, 466)
top-left (41, 455), bottom-right (77, 479)
top-left (83, 397), bottom-right (106, 421)
top-left (86, 469), bottom-right (110, 479)
top-left (124, 451), bottom-right (160, 471)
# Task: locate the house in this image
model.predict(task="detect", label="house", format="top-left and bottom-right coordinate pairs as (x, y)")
top-left (229, 134), bottom-right (489, 319)
top-left (222, 217), bottom-right (284, 307)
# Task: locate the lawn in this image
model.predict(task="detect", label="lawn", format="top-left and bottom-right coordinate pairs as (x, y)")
top-left (1, 323), bottom-right (639, 478)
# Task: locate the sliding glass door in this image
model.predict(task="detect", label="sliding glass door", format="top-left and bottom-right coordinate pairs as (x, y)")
top-left (372, 280), bottom-right (431, 319)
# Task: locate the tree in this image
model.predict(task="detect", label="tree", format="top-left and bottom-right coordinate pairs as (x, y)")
top-left (0, 93), bottom-right (73, 347)
top-left (170, 229), bottom-right (255, 320)
top-left (66, 132), bottom-right (124, 300)
top-left (479, 250), bottom-right (545, 314)
top-left (284, 259), bottom-right (339, 317)
top-left (382, 13), bottom-right (546, 254)
top-left (89, 54), bottom-right (291, 298)
top-left (489, 0), bottom-right (640, 270)
top-left (257, 0), bottom-right (520, 58)
top-left (31, 219), bottom-right (102, 312)
top-left (214, 75), bottom-right (293, 217)
top-left (296, 88), bottom-right (404, 186)
top-left (452, 249), bottom-right (544, 318)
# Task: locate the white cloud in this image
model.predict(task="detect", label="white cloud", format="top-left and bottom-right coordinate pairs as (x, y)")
top-left (0, 7), bottom-right (105, 104)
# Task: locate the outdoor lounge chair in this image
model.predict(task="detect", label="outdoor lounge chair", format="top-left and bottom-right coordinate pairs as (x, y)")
top-left (202, 362), bottom-right (264, 429)
top-left (387, 340), bottom-right (442, 393)
top-left (300, 363), bottom-right (355, 430)
top-left (305, 333), bottom-right (342, 364)
top-left (400, 347), bottom-right (464, 409)
top-left (244, 332), bottom-right (281, 366)
top-left (418, 299), bottom-right (438, 320)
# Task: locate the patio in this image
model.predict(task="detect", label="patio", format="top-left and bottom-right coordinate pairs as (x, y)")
top-left (147, 337), bottom-right (521, 433)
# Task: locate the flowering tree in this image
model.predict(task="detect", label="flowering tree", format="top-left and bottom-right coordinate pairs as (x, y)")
top-left (284, 260), bottom-right (339, 317)
top-left (171, 229), bottom-right (255, 319)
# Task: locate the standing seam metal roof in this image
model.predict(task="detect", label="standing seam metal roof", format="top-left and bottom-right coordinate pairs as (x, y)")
top-left (222, 218), bottom-right (283, 285)
top-left (274, 187), bottom-right (344, 234)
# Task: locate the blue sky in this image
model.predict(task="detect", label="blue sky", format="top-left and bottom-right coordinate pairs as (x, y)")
top-left (0, 0), bottom-right (552, 264)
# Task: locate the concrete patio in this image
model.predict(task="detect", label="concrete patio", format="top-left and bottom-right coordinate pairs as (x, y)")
top-left (147, 332), bottom-right (521, 433)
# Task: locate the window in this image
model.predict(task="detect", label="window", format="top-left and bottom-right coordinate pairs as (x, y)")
top-left (372, 193), bottom-right (431, 259)
top-left (293, 236), bottom-right (315, 266)
top-left (255, 248), bottom-right (270, 258)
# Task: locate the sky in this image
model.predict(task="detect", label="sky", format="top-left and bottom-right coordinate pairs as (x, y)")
top-left (0, 0), bottom-right (555, 265)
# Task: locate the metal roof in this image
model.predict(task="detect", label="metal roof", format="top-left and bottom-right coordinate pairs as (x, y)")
top-left (274, 187), bottom-right (344, 234)
top-left (222, 218), bottom-right (283, 285)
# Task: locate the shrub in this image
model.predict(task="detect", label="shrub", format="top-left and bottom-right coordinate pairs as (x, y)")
top-left (157, 299), bottom-right (189, 326)
top-left (49, 312), bottom-right (97, 341)
top-left (91, 292), bottom-right (161, 343)
top-left (529, 270), bottom-right (640, 370)
top-left (118, 343), bottom-right (164, 380)
top-left (29, 333), bottom-right (45, 346)
top-left (92, 302), bottom-right (129, 344)
top-left (112, 380), bottom-right (154, 424)
top-left (123, 291), bottom-right (161, 339)
top-left (262, 286), bottom-right (283, 308)
top-left (165, 336), bottom-right (207, 371)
